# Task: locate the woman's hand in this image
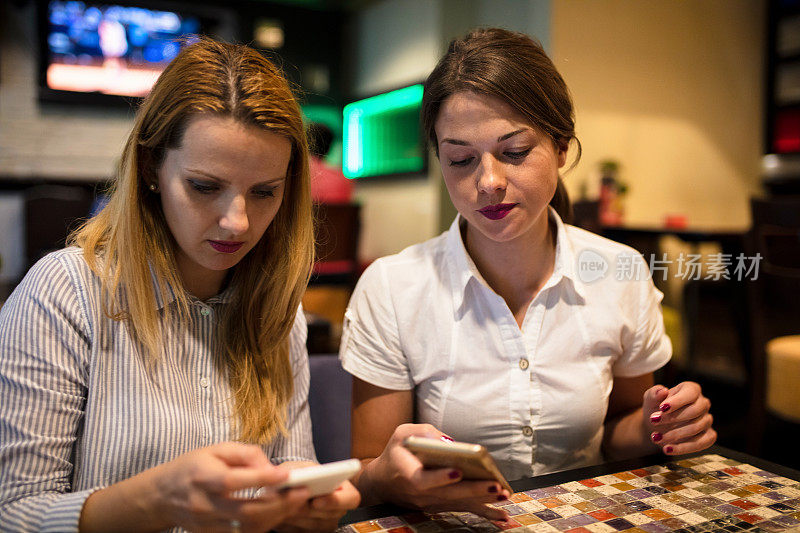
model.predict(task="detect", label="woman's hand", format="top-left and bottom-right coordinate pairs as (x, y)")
top-left (643, 382), bottom-right (717, 455)
top-left (360, 423), bottom-right (510, 521)
top-left (153, 442), bottom-right (311, 532)
top-left (273, 480), bottom-right (361, 532)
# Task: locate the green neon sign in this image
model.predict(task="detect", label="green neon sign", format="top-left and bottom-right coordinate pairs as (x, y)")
top-left (343, 84), bottom-right (425, 179)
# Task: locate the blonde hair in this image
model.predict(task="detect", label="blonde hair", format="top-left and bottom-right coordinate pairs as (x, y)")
top-left (71, 38), bottom-right (314, 443)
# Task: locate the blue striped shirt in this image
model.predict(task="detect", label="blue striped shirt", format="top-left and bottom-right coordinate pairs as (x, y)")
top-left (0, 248), bottom-right (315, 532)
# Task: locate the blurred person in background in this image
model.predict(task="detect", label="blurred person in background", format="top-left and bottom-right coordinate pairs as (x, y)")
top-left (308, 122), bottom-right (354, 204)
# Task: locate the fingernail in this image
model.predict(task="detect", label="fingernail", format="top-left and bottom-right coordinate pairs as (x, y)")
top-left (441, 435), bottom-right (454, 442)
top-left (651, 432), bottom-right (662, 442)
top-left (664, 445), bottom-right (674, 454)
top-left (650, 414), bottom-right (661, 423)
top-left (488, 485), bottom-right (498, 493)
top-left (497, 495), bottom-right (506, 502)
top-left (449, 469), bottom-right (461, 479)
top-left (660, 403), bottom-right (671, 412)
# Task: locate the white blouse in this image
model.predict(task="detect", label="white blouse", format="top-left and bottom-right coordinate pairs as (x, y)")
top-left (340, 209), bottom-right (671, 481)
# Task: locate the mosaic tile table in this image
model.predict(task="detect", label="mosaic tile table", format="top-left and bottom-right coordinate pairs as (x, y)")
top-left (338, 453), bottom-right (800, 533)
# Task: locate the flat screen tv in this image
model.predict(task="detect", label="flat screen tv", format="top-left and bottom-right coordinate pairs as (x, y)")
top-left (38, 0), bottom-right (214, 106)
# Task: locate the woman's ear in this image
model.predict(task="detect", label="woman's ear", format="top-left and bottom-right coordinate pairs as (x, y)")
top-left (556, 139), bottom-right (569, 169)
top-left (558, 148), bottom-right (567, 169)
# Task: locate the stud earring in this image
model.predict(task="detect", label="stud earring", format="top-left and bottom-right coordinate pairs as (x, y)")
top-left (148, 183), bottom-right (159, 192)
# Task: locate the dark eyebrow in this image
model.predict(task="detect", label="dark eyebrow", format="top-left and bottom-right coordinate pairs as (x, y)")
top-left (498, 128), bottom-right (527, 142)
top-left (185, 168), bottom-right (286, 187)
top-left (440, 128), bottom-right (529, 146)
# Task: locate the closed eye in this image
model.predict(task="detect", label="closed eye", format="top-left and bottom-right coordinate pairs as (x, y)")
top-left (504, 148), bottom-right (531, 160)
top-left (187, 179), bottom-right (219, 194)
top-left (449, 157), bottom-right (474, 167)
top-left (252, 187), bottom-right (278, 199)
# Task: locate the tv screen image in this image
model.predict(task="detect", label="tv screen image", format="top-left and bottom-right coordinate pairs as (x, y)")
top-left (44, 1), bottom-right (201, 98)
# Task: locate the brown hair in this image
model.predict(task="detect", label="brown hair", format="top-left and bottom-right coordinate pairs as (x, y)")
top-left (421, 27), bottom-right (580, 222)
top-left (71, 38), bottom-right (314, 443)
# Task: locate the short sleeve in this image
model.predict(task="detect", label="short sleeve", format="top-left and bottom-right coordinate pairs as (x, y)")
top-left (339, 260), bottom-right (413, 390)
top-left (0, 252), bottom-right (102, 532)
top-left (614, 256), bottom-right (672, 377)
top-left (269, 305), bottom-right (317, 464)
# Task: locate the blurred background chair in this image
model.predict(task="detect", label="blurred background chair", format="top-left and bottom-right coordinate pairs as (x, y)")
top-left (24, 184), bottom-right (93, 270)
top-left (571, 199), bottom-right (601, 235)
top-left (303, 202), bottom-right (362, 353)
top-left (311, 202), bottom-right (361, 287)
top-left (308, 354), bottom-right (352, 463)
top-left (745, 197), bottom-right (800, 458)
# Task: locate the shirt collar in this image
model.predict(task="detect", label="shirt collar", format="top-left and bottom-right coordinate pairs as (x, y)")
top-left (446, 206), bottom-right (586, 311)
top-left (150, 266), bottom-right (233, 311)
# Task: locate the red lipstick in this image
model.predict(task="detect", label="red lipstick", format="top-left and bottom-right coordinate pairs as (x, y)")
top-left (477, 203), bottom-right (517, 220)
top-left (208, 240), bottom-right (244, 253)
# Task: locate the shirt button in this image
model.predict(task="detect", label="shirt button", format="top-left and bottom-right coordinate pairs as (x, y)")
top-left (522, 426), bottom-right (533, 437)
top-left (519, 358), bottom-right (529, 370)
top-left (199, 377), bottom-right (210, 388)
top-left (200, 307), bottom-right (210, 316)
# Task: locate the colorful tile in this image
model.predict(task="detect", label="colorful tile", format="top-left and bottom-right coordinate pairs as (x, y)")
top-left (351, 522), bottom-right (384, 532)
top-left (589, 510), bottom-right (619, 521)
top-left (735, 512), bottom-right (766, 524)
top-left (605, 518), bottom-right (636, 531)
top-left (591, 497), bottom-right (618, 508)
top-left (659, 517), bottom-right (689, 529)
top-left (500, 504), bottom-right (526, 515)
top-left (573, 501), bottom-right (599, 513)
top-left (514, 513), bottom-right (543, 525)
top-left (745, 484), bottom-right (772, 494)
top-left (637, 522), bottom-right (671, 533)
top-left (730, 499), bottom-right (760, 510)
top-left (376, 517), bottom-right (406, 528)
top-left (584, 523), bottom-right (618, 533)
top-left (610, 493), bottom-right (637, 504)
top-left (540, 497), bottom-right (568, 508)
top-left (576, 489), bottom-right (604, 500)
top-left (642, 509), bottom-right (673, 521)
top-left (627, 489), bottom-right (656, 500)
top-left (535, 509), bottom-right (564, 521)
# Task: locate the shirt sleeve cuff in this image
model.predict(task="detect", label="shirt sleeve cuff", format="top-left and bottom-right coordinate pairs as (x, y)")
top-left (340, 355), bottom-right (414, 391)
top-left (40, 486), bottom-right (105, 533)
top-left (271, 455), bottom-right (316, 465)
top-left (612, 336), bottom-right (672, 377)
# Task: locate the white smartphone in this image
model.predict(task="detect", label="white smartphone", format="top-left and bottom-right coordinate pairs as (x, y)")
top-left (403, 436), bottom-right (512, 493)
top-left (273, 458), bottom-right (361, 498)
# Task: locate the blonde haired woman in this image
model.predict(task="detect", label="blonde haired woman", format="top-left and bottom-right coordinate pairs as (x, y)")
top-left (0, 39), bottom-right (358, 532)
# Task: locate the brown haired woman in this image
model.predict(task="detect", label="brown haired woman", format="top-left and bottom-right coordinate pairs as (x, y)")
top-left (0, 39), bottom-right (359, 531)
top-left (340, 28), bottom-right (715, 521)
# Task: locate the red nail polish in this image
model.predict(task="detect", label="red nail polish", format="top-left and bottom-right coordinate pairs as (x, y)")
top-left (660, 403), bottom-right (671, 412)
top-left (651, 432), bottom-right (662, 442)
top-left (664, 445), bottom-right (673, 454)
top-left (441, 435), bottom-right (454, 442)
top-left (449, 470), bottom-right (461, 479)
top-left (488, 485), bottom-right (498, 493)
top-left (650, 414), bottom-right (661, 423)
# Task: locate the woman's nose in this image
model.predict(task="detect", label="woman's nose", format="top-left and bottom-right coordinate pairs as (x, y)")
top-left (476, 154), bottom-right (507, 194)
top-left (219, 195), bottom-right (249, 235)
